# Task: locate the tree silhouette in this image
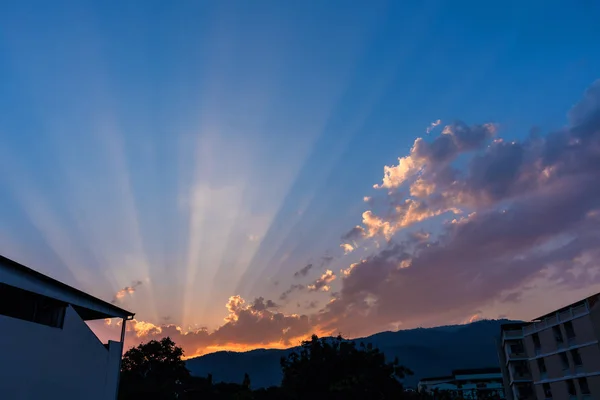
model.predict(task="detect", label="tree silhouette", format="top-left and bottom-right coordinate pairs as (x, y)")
top-left (280, 334), bottom-right (413, 399)
top-left (242, 372), bottom-right (251, 389)
top-left (119, 337), bottom-right (190, 399)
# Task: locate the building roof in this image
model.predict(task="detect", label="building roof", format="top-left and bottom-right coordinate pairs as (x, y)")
top-left (0, 254), bottom-right (134, 320)
top-left (452, 367), bottom-right (500, 376)
top-left (500, 321), bottom-right (528, 332)
top-left (533, 292), bottom-right (599, 321)
top-left (419, 376), bottom-right (453, 383)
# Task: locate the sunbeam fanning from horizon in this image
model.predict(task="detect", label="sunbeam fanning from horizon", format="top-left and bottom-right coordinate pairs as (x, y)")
top-left (2, 0), bottom-right (600, 358)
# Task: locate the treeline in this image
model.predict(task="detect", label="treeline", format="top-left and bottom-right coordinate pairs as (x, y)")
top-left (118, 335), bottom-right (465, 399)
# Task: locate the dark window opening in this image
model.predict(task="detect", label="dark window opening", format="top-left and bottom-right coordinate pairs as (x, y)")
top-left (537, 358), bottom-right (547, 373)
top-left (559, 352), bottom-right (570, 370)
top-left (511, 342), bottom-right (525, 354)
top-left (578, 377), bottom-right (590, 395)
top-left (0, 283), bottom-right (66, 328)
top-left (553, 326), bottom-right (564, 344)
top-left (564, 321), bottom-right (576, 339)
top-left (570, 349), bottom-right (583, 366)
top-left (566, 379), bottom-right (576, 396)
top-left (532, 333), bottom-right (542, 352)
top-left (543, 383), bottom-right (552, 398)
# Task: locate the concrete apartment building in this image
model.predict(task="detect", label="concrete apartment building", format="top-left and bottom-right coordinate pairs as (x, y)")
top-left (0, 254), bottom-right (134, 400)
top-left (418, 367), bottom-right (505, 398)
top-left (498, 293), bottom-right (600, 400)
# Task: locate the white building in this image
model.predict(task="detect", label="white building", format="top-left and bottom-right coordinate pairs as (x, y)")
top-left (418, 368), bottom-right (506, 399)
top-left (0, 254), bottom-right (134, 400)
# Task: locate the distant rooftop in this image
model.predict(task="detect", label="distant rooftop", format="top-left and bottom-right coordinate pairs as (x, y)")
top-left (419, 376), bottom-right (453, 382)
top-left (420, 367), bottom-right (502, 383)
top-left (452, 367), bottom-right (500, 376)
top-left (0, 254), bottom-right (134, 320)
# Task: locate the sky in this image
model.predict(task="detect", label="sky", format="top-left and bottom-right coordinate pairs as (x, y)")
top-left (1, 0), bottom-right (600, 357)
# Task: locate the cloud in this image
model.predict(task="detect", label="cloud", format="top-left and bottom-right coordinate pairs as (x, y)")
top-left (305, 300), bottom-right (319, 310)
top-left (320, 255), bottom-right (334, 267)
top-left (466, 313), bottom-right (482, 324)
top-left (340, 243), bottom-right (355, 254)
top-left (342, 225), bottom-right (366, 241)
top-left (293, 256), bottom-right (334, 278)
top-left (373, 122), bottom-right (496, 190)
top-left (426, 119), bottom-right (442, 134)
top-left (317, 80), bottom-right (600, 336)
top-left (112, 280), bottom-right (143, 303)
top-left (279, 284), bottom-right (305, 300)
top-left (361, 201), bottom-right (459, 240)
top-left (308, 270), bottom-right (336, 292)
top-left (250, 297), bottom-right (279, 311)
top-left (120, 296), bottom-right (314, 357)
top-left (294, 263), bottom-right (314, 278)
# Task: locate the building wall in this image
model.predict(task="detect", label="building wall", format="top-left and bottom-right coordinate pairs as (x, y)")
top-left (587, 375), bottom-right (600, 396)
top-left (0, 305), bottom-right (122, 400)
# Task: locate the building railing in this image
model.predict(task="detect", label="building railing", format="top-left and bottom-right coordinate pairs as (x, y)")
top-left (503, 330), bottom-right (524, 340)
top-left (510, 372), bottom-right (532, 382)
top-left (523, 303), bottom-right (589, 335)
top-left (508, 351), bottom-right (528, 360)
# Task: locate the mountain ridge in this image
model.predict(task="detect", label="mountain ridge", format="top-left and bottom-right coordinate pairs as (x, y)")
top-left (186, 319), bottom-right (520, 388)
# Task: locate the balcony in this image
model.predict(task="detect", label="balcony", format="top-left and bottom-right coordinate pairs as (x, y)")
top-left (511, 371), bottom-right (532, 382)
top-left (503, 330), bottom-right (524, 341)
top-left (507, 351), bottom-right (528, 361)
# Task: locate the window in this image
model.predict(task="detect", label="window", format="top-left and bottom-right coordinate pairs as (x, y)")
top-left (532, 333), bottom-right (542, 353)
top-left (560, 352), bottom-right (570, 370)
top-left (518, 384), bottom-right (533, 397)
top-left (511, 342), bottom-right (524, 354)
top-left (553, 326), bottom-right (564, 347)
top-left (578, 377), bottom-right (590, 395)
top-left (566, 379), bottom-right (576, 396)
top-left (537, 358), bottom-right (548, 381)
top-left (514, 361), bottom-right (530, 377)
top-left (570, 349), bottom-right (583, 366)
top-left (0, 283), bottom-right (66, 328)
top-left (537, 358), bottom-right (547, 373)
top-left (543, 383), bottom-right (552, 398)
top-left (564, 321), bottom-right (576, 339)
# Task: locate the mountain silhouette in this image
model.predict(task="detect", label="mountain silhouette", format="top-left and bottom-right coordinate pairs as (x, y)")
top-left (186, 319), bottom-right (518, 388)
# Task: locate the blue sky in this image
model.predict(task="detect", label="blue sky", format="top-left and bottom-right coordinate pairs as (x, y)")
top-left (1, 1), bottom-right (600, 353)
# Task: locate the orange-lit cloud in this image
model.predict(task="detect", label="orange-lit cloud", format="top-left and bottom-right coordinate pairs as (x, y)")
top-left (340, 243), bottom-right (354, 254)
top-left (308, 270), bottom-right (336, 292)
top-left (112, 280), bottom-right (143, 304)
top-left (117, 295), bottom-right (322, 358)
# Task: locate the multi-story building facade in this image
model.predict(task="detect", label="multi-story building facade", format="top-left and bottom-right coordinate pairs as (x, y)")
top-left (498, 293), bottom-right (600, 400)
